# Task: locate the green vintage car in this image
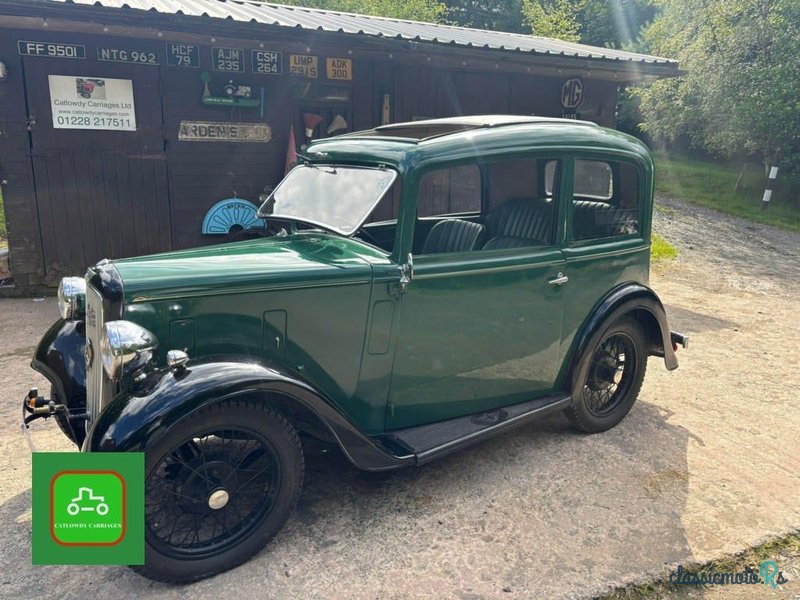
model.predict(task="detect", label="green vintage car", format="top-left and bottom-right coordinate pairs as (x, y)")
top-left (26, 116), bottom-right (686, 582)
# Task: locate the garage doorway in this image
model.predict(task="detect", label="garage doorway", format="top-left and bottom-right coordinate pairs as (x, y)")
top-left (22, 55), bottom-right (172, 279)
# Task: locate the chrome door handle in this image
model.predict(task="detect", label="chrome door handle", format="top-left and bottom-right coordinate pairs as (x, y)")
top-left (548, 272), bottom-right (569, 286)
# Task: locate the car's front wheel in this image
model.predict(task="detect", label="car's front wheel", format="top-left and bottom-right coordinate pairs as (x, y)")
top-left (133, 398), bottom-right (304, 583)
top-left (566, 316), bottom-right (647, 433)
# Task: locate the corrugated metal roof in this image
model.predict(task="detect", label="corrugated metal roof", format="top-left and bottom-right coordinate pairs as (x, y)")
top-left (42, 0), bottom-right (676, 67)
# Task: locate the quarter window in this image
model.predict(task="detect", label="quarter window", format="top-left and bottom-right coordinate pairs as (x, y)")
top-left (574, 160), bottom-right (613, 200)
top-left (572, 160), bottom-right (640, 241)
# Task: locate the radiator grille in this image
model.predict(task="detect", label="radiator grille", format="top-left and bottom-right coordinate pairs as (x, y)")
top-left (85, 283), bottom-right (105, 423)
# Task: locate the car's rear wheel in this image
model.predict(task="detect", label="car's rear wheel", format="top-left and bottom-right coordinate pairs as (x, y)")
top-left (132, 398), bottom-right (304, 583)
top-left (567, 316), bottom-right (647, 433)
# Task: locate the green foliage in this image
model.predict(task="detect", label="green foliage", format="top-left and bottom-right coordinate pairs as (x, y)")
top-left (520, 0), bottom-right (655, 44)
top-left (577, 0), bottom-right (657, 47)
top-left (654, 152), bottom-right (800, 233)
top-left (445, 0), bottom-right (527, 33)
top-left (521, 0), bottom-right (582, 41)
top-left (634, 0), bottom-right (800, 174)
top-left (650, 233), bottom-right (677, 262)
top-left (275, 0), bottom-right (446, 22)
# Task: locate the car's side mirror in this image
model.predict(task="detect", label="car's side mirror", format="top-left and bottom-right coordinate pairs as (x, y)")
top-left (398, 253), bottom-right (413, 293)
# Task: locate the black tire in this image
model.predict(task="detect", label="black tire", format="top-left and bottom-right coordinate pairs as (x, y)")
top-left (566, 316), bottom-right (647, 433)
top-left (132, 398), bottom-right (304, 583)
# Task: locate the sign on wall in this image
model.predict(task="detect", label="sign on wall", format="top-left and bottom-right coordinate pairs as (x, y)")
top-left (48, 75), bottom-right (136, 131)
top-left (98, 47), bottom-right (158, 65)
top-left (178, 121), bottom-right (272, 143)
top-left (166, 43), bottom-right (199, 68)
top-left (252, 50), bottom-right (283, 74)
top-left (560, 78), bottom-right (584, 109)
top-left (212, 47), bottom-right (245, 73)
top-left (326, 58), bottom-right (352, 81)
top-left (18, 40), bottom-right (86, 59)
top-left (289, 55), bottom-right (318, 78)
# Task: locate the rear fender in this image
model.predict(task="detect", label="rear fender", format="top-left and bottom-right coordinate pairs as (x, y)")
top-left (86, 360), bottom-right (412, 472)
top-left (561, 283), bottom-right (678, 387)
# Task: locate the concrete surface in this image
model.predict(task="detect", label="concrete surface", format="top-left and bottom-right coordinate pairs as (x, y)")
top-left (0, 196), bottom-right (798, 599)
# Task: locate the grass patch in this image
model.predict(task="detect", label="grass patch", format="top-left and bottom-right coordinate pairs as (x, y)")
top-left (654, 152), bottom-right (800, 233)
top-left (601, 530), bottom-right (800, 599)
top-left (651, 233), bottom-right (678, 262)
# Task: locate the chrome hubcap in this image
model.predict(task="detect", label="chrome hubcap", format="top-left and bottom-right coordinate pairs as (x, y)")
top-left (208, 489), bottom-right (229, 510)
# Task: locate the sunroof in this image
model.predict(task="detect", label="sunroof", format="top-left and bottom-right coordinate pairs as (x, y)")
top-left (342, 115), bottom-right (596, 141)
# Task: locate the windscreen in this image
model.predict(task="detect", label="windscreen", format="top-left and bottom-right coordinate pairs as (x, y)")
top-left (258, 164), bottom-right (398, 235)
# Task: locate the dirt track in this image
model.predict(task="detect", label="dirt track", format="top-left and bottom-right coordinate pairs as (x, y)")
top-left (0, 195), bottom-right (798, 599)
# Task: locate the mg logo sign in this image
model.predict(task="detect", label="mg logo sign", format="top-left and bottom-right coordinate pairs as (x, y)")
top-left (561, 78), bottom-right (584, 109)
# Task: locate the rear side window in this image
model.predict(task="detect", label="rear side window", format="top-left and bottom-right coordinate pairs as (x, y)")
top-left (574, 160), bottom-right (613, 200)
top-left (572, 160), bottom-right (640, 241)
top-left (417, 164), bottom-right (481, 217)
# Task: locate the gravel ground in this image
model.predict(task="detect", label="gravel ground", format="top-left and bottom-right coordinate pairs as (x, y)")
top-left (0, 195), bottom-right (798, 599)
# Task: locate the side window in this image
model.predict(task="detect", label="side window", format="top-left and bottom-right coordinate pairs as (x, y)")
top-left (414, 157), bottom-right (561, 256)
top-left (572, 159), bottom-right (640, 241)
top-left (574, 160), bottom-right (613, 200)
top-left (417, 164), bottom-right (481, 217)
top-left (486, 157), bottom-right (559, 248)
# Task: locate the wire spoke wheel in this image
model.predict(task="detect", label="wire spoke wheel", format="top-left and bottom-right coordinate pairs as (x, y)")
top-left (145, 427), bottom-right (281, 560)
top-left (582, 331), bottom-right (638, 418)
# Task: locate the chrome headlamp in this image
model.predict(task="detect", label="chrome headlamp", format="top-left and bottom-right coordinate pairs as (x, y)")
top-left (57, 277), bottom-right (86, 320)
top-left (99, 320), bottom-right (158, 380)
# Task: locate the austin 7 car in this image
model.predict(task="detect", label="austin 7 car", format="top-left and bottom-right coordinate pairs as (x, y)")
top-left (25, 115), bottom-right (687, 581)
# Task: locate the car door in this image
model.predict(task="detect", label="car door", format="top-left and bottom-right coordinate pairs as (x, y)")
top-left (385, 155), bottom-right (568, 430)
top-left (560, 155), bottom-right (650, 359)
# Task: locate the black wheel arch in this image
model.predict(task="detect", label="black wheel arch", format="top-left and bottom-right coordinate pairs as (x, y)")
top-left (85, 359), bottom-right (413, 472)
top-left (560, 282), bottom-right (678, 389)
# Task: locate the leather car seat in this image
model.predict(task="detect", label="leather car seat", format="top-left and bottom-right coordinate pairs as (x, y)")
top-left (422, 219), bottom-right (487, 254)
top-left (485, 198), bottom-right (553, 245)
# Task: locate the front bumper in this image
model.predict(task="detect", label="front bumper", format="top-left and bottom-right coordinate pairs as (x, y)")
top-left (21, 387), bottom-right (86, 451)
top-left (670, 330), bottom-right (689, 350)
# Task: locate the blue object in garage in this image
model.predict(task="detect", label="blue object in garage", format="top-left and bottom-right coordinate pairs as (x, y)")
top-left (201, 198), bottom-right (266, 235)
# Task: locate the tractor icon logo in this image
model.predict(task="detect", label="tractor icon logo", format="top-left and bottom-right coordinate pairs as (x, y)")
top-left (75, 77), bottom-right (106, 100)
top-left (67, 487), bottom-right (109, 516)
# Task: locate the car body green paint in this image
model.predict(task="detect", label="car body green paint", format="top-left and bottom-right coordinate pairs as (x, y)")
top-left (35, 117), bottom-right (671, 441)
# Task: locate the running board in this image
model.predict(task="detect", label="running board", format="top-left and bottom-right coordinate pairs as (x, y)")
top-left (382, 394), bottom-right (572, 466)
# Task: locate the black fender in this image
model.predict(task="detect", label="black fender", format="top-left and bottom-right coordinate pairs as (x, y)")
top-left (86, 360), bottom-right (414, 472)
top-left (31, 318), bottom-right (86, 401)
top-left (561, 282), bottom-right (678, 387)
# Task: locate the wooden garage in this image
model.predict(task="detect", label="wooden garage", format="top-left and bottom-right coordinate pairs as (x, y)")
top-left (0, 0), bottom-right (678, 292)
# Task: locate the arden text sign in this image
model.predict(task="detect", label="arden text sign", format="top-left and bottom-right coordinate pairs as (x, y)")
top-left (178, 121), bottom-right (272, 143)
top-left (290, 54), bottom-right (318, 78)
top-left (49, 75), bottom-right (136, 131)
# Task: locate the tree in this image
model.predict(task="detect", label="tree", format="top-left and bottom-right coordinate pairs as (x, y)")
top-left (578, 0), bottom-right (657, 48)
top-left (445, 0), bottom-right (527, 33)
top-left (276, 0), bottom-right (446, 23)
top-left (521, 0), bottom-right (582, 41)
top-left (634, 0), bottom-right (800, 173)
